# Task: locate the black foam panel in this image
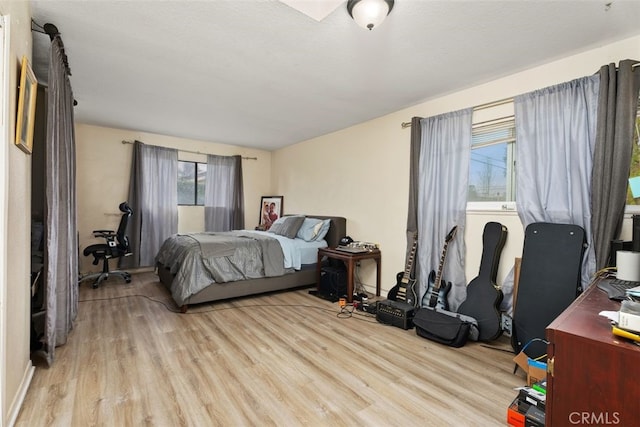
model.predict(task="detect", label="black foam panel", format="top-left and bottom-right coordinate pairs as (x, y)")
top-left (512, 222), bottom-right (586, 359)
top-left (633, 215), bottom-right (640, 252)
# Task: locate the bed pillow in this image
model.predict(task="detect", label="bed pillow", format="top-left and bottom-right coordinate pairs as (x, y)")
top-left (296, 217), bottom-right (325, 242)
top-left (268, 215), bottom-right (305, 239)
top-left (312, 219), bottom-right (331, 241)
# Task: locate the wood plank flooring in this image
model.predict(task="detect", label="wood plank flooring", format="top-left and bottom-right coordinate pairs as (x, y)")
top-left (16, 272), bottom-right (525, 426)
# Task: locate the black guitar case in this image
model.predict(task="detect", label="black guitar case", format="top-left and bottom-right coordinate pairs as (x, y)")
top-left (511, 222), bottom-right (586, 359)
top-left (457, 222), bottom-right (507, 342)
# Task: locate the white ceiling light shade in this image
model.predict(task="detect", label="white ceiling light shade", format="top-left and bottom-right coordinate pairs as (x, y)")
top-left (347, 0), bottom-right (394, 30)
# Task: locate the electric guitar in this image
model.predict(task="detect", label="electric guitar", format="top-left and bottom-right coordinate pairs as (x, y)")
top-left (422, 226), bottom-right (457, 310)
top-left (457, 222), bottom-right (507, 342)
top-left (387, 232), bottom-right (419, 307)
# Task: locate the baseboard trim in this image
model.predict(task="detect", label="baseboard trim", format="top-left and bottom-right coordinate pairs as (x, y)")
top-left (6, 361), bottom-right (34, 427)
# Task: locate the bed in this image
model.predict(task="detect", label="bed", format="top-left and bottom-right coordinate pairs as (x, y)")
top-left (156, 215), bottom-right (346, 311)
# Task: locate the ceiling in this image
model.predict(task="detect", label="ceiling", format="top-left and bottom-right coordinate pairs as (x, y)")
top-left (29, 1), bottom-right (640, 151)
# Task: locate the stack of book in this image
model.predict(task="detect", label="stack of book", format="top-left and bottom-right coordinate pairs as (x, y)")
top-left (618, 299), bottom-right (640, 334)
top-left (507, 381), bottom-right (546, 427)
top-left (613, 299), bottom-right (640, 343)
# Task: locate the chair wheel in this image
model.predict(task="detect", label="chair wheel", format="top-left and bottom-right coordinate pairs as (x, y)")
top-left (92, 282), bottom-right (99, 289)
top-left (125, 279), bottom-right (131, 283)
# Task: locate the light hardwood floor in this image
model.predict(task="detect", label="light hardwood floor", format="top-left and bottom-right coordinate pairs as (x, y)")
top-left (16, 272), bottom-right (525, 426)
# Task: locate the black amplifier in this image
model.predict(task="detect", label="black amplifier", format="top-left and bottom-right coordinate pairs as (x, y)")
top-left (376, 299), bottom-right (415, 330)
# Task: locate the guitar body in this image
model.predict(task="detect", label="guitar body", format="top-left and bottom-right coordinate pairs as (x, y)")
top-left (457, 222), bottom-right (508, 342)
top-left (387, 283), bottom-right (399, 301)
top-left (423, 270), bottom-right (451, 310)
top-left (387, 272), bottom-right (417, 305)
top-left (422, 226), bottom-right (457, 310)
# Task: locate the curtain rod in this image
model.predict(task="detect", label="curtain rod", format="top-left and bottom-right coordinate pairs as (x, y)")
top-left (402, 61), bottom-right (640, 128)
top-left (401, 96), bottom-right (514, 128)
top-left (121, 140), bottom-right (258, 160)
top-left (31, 20), bottom-right (72, 77)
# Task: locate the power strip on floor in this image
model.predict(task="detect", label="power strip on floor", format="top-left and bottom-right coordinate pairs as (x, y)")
top-left (501, 313), bottom-right (513, 337)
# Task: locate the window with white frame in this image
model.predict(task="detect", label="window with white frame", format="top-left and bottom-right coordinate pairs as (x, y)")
top-left (625, 97), bottom-right (640, 207)
top-left (467, 95), bottom-right (639, 210)
top-left (468, 114), bottom-right (516, 209)
top-left (177, 160), bottom-right (207, 205)
top-left (467, 117), bottom-right (516, 202)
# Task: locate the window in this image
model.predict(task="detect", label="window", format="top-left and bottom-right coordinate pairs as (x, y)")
top-left (468, 116), bottom-right (516, 207)
top-left (625, 98), bottom-right (640, 207)
top-left (178, 161), bottom-right (206, 205)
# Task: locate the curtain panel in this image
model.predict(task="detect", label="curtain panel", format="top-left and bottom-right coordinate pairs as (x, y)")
top-left (417, 109), bottom-right (473, 311)
top-left (205, 154), bottom-right (244, 232)
top-left (591, 60), bottom-right (640, 269)
top-left (43, 36), bottom-right (77, 364)
top-left (123, 141), bottom-right (178, 268)
top-left (513, 75), bottom-right (600, 297)
top-left (406, 116), bottom-right (422, 262)
top-left (121, 142), bottom-right (142, 269)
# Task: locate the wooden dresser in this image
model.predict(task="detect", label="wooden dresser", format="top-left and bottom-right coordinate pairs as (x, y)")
top-left (546, 279), bottom-right (640, 426)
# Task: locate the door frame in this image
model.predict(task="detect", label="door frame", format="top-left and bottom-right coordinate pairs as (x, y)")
top-left (0, 13), bottom-right (10, 424)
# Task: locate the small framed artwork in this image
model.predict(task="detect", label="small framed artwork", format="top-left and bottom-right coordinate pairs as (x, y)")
top-left (259, 196), bottom-right (283, 230)
top-left (15, 56), bottom-right (38, 154)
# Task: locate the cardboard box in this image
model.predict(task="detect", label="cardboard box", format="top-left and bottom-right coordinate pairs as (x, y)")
top-left (508, 397), bottom-right (525, 427)
top-left (513, 351), bottom-right (547, 386)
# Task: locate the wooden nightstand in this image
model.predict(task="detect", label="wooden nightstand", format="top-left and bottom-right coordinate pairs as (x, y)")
top-left (316, 247), bottom-right (381, 302)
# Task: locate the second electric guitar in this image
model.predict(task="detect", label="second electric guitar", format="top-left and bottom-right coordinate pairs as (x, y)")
top-left (422, 226), bottom-right (457, 310)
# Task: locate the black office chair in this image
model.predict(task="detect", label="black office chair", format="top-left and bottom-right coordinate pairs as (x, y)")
top-left (81, 202), bottom-right (133, 288)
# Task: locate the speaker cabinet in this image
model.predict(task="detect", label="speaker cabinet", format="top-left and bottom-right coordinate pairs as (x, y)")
top-left (319, 266), bottom-right (347, 298)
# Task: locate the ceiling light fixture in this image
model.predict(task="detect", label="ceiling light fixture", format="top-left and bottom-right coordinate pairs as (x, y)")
top-left (347, 0), bottom-right (394, 31)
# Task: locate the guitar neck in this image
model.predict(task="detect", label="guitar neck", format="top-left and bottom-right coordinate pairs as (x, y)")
top-left (401, 255), bottom-right (414, 283)
top-left (401, 236), bottom-right (418, 284)
top-left (432, 243), bottom-right (449, 292)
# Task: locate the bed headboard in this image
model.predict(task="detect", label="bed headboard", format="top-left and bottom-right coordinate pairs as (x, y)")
top-left (290, 215), bottom-right (346, 248)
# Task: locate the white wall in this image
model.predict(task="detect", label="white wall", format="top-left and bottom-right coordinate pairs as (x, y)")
top-left (272, 35), bottom-right (640, 298)
top-left (75, 124), bottom-right (273, 273)
top-left (0, 1), bottom-right (35, 425)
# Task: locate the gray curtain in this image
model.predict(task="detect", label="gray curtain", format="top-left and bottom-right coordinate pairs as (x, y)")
top-left (205, 154), bottom-right (244, 231)
top-left (417, 108), bottom-right (473, 311)
top-left (510, 75), bottom-right (600, 304)
top-left (120, 141), bottom-right (142, 269)
top-left (43, 36), bottom-right (77, 364)
top-left (122, 141), bottom-right (177, 267)
top-left (406, 117), bottom-right (422, 260)
top-left (591, 60), bottom-right (640, 270)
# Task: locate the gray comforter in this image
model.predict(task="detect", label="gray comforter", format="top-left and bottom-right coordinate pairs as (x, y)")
top-left (155, 231), bottom-right (290, 305)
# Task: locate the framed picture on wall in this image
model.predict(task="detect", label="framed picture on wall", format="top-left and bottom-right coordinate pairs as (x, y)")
top-left (15, 56), bottom-right (38, 154)
top-left (259, 196), bottom-right (283, 230)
